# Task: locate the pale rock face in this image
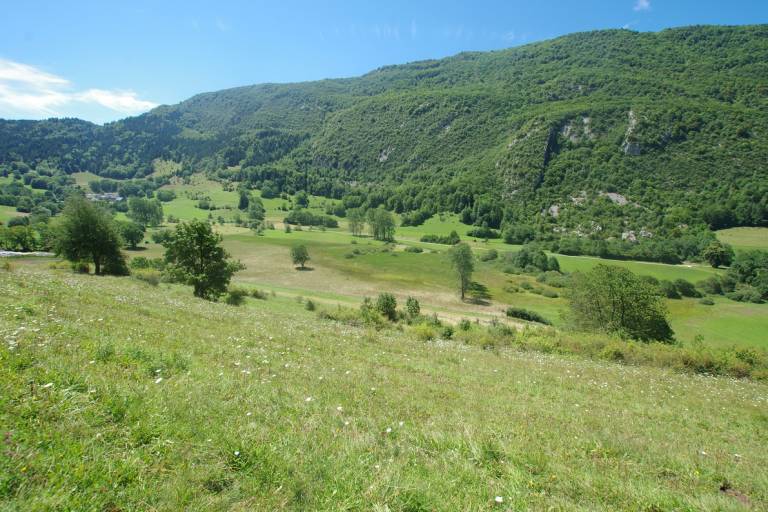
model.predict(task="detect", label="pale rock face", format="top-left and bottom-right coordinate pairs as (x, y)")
top-left (622, 110), bottom-right (641, 155)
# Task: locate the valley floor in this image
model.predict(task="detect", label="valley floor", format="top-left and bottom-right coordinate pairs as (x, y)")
top-left (1, 266), bottom-right (767, 510)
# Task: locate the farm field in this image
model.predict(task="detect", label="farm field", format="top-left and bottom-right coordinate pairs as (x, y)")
top-left (717, 227), bottom-right (768, 253)
top-left (1, 266), bottom-right (767, 510)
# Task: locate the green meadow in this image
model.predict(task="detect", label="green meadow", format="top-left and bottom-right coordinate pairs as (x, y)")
top-left (113, 179), bottom-right (765, 350)
top-left (2, 265), bottom-right (767, 510)
top-left (716, 227), bottom-right (768, 253)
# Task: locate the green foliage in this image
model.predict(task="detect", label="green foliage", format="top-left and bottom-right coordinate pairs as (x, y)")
top-left (127, 197), bottom-right (163, 227)
top-left (368, 207), bottom-right (395, 242)
top-left (290, 244), bottom-right (310, 269)
top-left (405, 296), bottom-right (421, 318)
top-left (375, 292), bottom-right (398, 321)
top-left (570, 264), bottom-right (674, 342)
top-left (116, 221), bottom-right (145, 249)
top-left (162, 219), bottom-right (245, 300)
top-left (478, 249), bottom-right (498, 261)
top-left (728, 250), bottom-right (768, 299)
top-left (225, 287), bottom-right (249, 306)
top-left (420, 230), bottom-right (460, 245)
top-left (448, 243), bottom-right (474, 300)
top-left (505, 307), bottom-right (551, 325)
top-left (702, 240), bottom-right (734, 268)
top-left (284, 209), bottom-right (337, 228)
top-left (52, 196), bottom-right (127, 275)
top-left (507, 244), bottom-right (559, 273)
top-left (155, 189), bottom-right (176, 202)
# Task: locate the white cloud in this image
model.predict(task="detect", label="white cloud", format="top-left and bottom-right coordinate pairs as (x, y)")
top-left (0, 58), bottom-right (157, 122)
top-left (634, 0), bottom-right (651, 11)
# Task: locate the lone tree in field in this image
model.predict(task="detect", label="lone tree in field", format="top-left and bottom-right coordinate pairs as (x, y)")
top-left (238, 191), bottom-right (250, 211)
top-left (449, 242), bottom-right (474, 300)
top-left (290, 244), bottom-right (310, 269)
top-left (162, 219), bottom-right (244, 300)
top-left (702, 240), bottom-right (734, 268)
top-left (569, 264), bottom-right (674, 342)
top-left (53, 196), bottom-right (128, 275)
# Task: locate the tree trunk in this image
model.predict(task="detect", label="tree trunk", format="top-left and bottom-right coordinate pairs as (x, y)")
top-left (93, 256), bottom-right (101, 275)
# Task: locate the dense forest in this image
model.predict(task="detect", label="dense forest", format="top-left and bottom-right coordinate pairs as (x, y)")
top-left (1, 25), bottom-right (767, 261)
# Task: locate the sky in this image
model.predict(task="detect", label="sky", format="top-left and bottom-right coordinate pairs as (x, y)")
top-left (1, 0), bottom-right (766, 124)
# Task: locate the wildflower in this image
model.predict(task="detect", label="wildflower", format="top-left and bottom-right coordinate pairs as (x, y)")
top-left (336, 406), bottom-right (343, 411)
top-left (385, 427), bottom-right (392, 434)
top-left (494, 496), bottom-right (504, 504)
top-left (155, 377), bottom-right (163, 384)
top-left (305, 396), bottom-right (313, 402)
top-left (41, 382), bottom-right (54, 389)
top-left (234, 451), bottom-right (240, 456)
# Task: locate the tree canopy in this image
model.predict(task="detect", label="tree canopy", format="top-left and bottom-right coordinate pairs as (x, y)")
top-left (162, 219), bottom-right (244, 300)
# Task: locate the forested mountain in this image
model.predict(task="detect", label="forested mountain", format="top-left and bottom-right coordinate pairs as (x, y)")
top-left (2, 25), bottom-right (767, 243)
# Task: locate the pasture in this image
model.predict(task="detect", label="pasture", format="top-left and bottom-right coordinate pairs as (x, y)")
top-left (1, 266), bottom-right (766, 510)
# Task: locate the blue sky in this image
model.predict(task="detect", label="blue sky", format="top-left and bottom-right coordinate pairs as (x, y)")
top-left (1, 0), bottom-right (766, 123)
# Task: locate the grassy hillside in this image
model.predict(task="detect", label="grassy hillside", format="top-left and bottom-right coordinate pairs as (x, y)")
top-left (2, 265), bottom-right (767, 510)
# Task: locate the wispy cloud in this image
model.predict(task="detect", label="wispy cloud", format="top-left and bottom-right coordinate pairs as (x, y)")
top-left (633, 0), bottom-right (651, 11)
top-left (0, 58), bottom-right (157, 121)
top-left (215, 17), bottom-right (231, 32)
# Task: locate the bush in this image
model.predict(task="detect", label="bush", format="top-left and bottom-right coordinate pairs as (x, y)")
top-left (659, 280), bottom-right (681, 299)
top-left (420, 231), bottom-right (460, 245)
top-left (411, 323), bottom-right (437, 341)
top-left (375, 293), bottom-right (398, 321)
top-left (305, 299), bottom-right (316, 311)
top-left (129, 256), bottom-right (165, 270)
top-left (250, 289), bottom-right (268, 300)
top-left (133, 269), bottom-right (161, 286)
top-left (156, 190), bottom-right (176, 202)
top-left (541, 289), bottom-right (559, 298)
top-left (674, 278), bottom-right (701, 298)
top-left (697, 276), bottom-right (724, 295)
top-left (404, 246), bottom-right (423, 253)
top-left (727, 285), bottom-right (764, 303)
top-left (479, 249), bottom-right (498, 261)
top-left (225, 287), bottom-right (249, 306)
top-left (405, 296), bottom-right (420, 318)
top-left (505, 307), bottom-right (551, 325)
top-left (467, 226), bottom-right (500, 239)
top-left (699, 297), bottom-right (715, 305)
top-left (459, 319), bottom-right (472, 331)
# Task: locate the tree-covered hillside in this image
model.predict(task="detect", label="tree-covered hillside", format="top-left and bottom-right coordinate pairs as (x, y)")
top-left (1, 25), bottom-right (767, 244)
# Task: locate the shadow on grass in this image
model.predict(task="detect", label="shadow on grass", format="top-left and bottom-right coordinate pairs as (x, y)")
top-left (466, 281), bottom-right (491, 305)
top-left (295, 266), bottom-right (315, 271)
top-left (126, 247), bottom-right (148, 252)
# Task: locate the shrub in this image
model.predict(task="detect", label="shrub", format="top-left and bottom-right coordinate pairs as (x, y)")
top-left (674, 278), bottom-right (701, 298)
top-left (505, 307), bottom-right (551, 325)
top-left (727, 285), bottom-right (764, 303)
top-left (420, 231), bottom-right (460, 245)
top-left (133, 269), bottom-right (161, 286)
top-left (404, 246), bottom-right (423, 253)
top-left (225, 287), bottom-right (249, 306)
top-left (305, 299), bottom-right (316, 311)
top-left (459, 319), bottom-right (472, 331)
top-left (697, 276), bottom-right (723, 295)
top-left (467, 226), bottom-right (500, 239)
top-left (405, 296), bottom-right (420, 318)
top-left (375, 293), bottom-right (398, 321)
top-left (659, 280), bottom-right (681, 299)
top-left (250, 289), bottom-right (268, 300)
top-left (699, 297), bottom-right (715, 305)
top-left (411, 323), bottom-right (437, 341)
top-left (479, 249), bottom-right (498, 261)
top-left (541, 289), bottom-right (559, 298)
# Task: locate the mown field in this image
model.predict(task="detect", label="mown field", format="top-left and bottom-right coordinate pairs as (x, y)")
top-left (716, 227), bottom-right (768, 253)
top-left (1, 265), bottom-right (767, 510)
